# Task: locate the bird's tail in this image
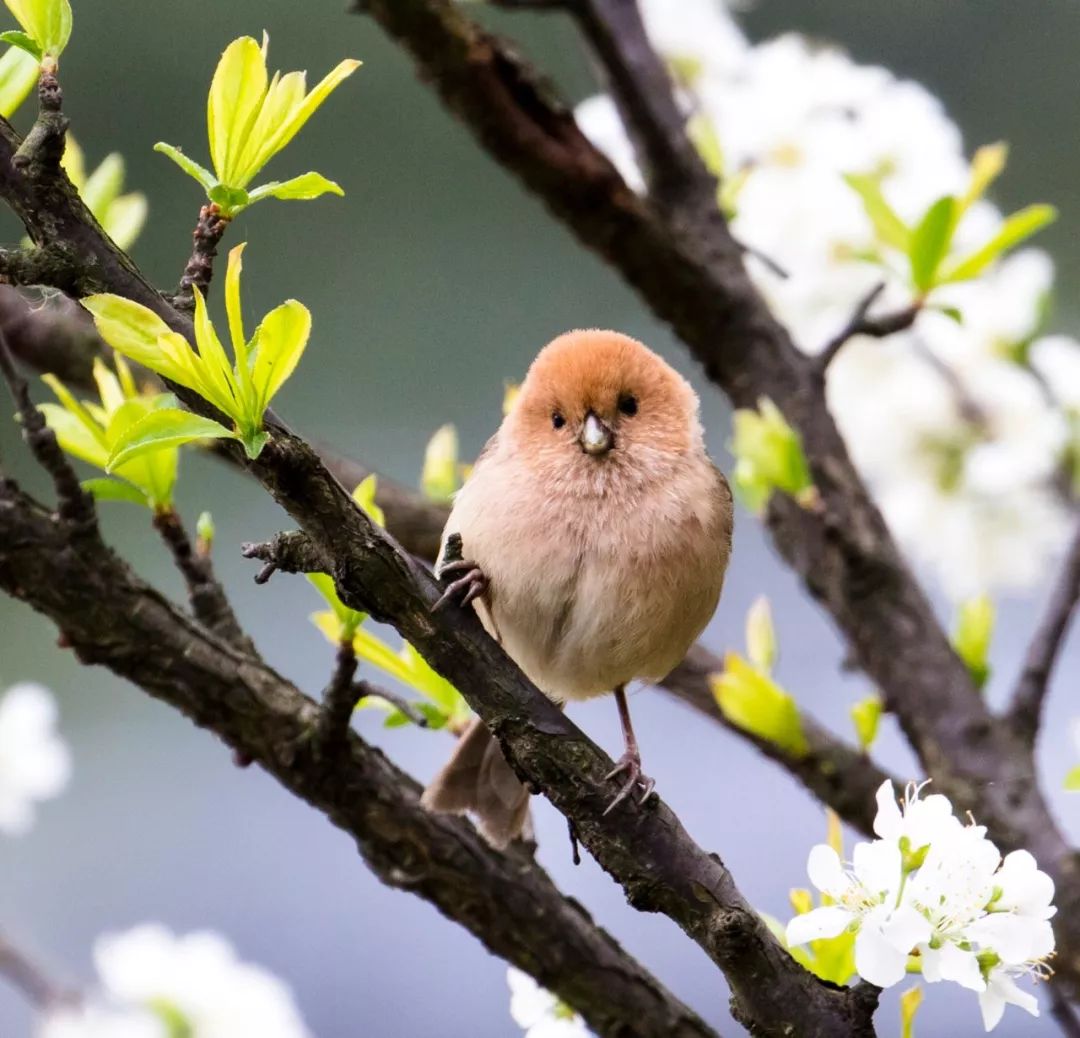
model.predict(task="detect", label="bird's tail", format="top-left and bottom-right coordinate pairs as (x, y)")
top-left (421, 716), bottom-right (530, 848)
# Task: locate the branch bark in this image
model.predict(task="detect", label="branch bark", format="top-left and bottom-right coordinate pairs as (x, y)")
top-left (1008, 517), bottom-right (1080, 745)
top-left (0, 477), bottom-right (717, 1038)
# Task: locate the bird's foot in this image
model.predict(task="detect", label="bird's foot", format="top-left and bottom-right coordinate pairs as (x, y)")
top-left (433, 559), bottom-right (488, 612)
top-left (602, 750), bottom-right (656, 815)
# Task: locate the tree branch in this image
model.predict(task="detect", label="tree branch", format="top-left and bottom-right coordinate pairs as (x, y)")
top-left (0, 930), bottom-right (73, 1009)
top-left (814, 283), bottom-right (920, 374)
top-left (172, 203), bottom-right (230, 313)
top-left (0, 478), bottom-right (718, 1038)
top-left (662, 645), bottom-right (898, 838)
top-left (314, 641), bottom-right (360, 748)
top-left (1008, 517), bottom-right (1080, 745)
top-left (152, 507), bottom-right (258, 655)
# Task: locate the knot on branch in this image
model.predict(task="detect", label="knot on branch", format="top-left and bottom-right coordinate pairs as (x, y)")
top-left (242, 529), bottom-right (329, 583)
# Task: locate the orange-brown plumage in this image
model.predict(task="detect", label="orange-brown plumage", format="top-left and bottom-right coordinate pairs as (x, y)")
top-left (422, 330), bottom-right (733, 846)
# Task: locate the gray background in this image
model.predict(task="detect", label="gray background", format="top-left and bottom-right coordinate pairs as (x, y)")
top-left (1, 1), bottom-right (1078, 1035)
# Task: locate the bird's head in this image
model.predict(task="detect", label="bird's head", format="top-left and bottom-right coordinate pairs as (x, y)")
top-left (504, 330), bottom-right (703, 485)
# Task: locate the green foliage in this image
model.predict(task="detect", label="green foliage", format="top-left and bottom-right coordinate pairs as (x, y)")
top-left (196, 510), bottom-right (215, 546)
top-left (846, 143), bottom-right (1056, 300)
top-left (850, 694), bottom-right (883, 752)
top-left (730, 397), bottom-right (816, 514)
top-left (83, 244), bottom-right (311, 461)
top-left (1065, 766), bottom-right (1080, 792)
top-left (900, 985), bottom-right (923, 1038)
top-left (1, 0), bottom-right (71, 62)
top-left (154, 34), bottom-right (360, 218)
top-left (744, 595), bottom-right (777, 674)
top-left (421, 423), bottom-right (463, 503)
top-left (952, 595), bottom-right (995, 690)
top-left (62, 136), bottom-right (147, 251)
top-left (37, 357), bottom-right (180, 511)
top-left (0, 43), bottom-right (35, 114)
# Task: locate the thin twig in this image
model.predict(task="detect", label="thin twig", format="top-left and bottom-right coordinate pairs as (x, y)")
top-left (815, 282), bottom-right (920, 373)
top-left (152, 508), bottom-right (257, 655)
top-left (0, 325), bottom-right (95, 529)
top-left (354, 679), bottom-right (430, 727)
top-left (0, 931), bottom-right (73, 1009)
top-left (314, 642), bottom-right (360, 747)
top-left (172, 204), bottom-right (230, 313)
top-left (1008, 518), bottom-right (1080, 744)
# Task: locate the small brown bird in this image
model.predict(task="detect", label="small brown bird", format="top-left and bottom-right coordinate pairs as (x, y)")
top-left (422, 329), bottom-right (733, 846)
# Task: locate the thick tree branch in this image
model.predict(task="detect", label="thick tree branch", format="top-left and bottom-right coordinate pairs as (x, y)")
top-left (0, 479), bottom-right (717, 1038)
top-left (1008, 517), bottom-right (1080, 744)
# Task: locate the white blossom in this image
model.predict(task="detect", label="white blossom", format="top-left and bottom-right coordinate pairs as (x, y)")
top-left (91, 924), bottom-right (311, 1038)
top-left (787, 781), bottom-right (1055, 1030)
top-left (507, 967), bottom-right (590, 1038)
top-left (0, 682), bottom-right (71, 835)
top-left (576, 4), bottom-right (1080, 597)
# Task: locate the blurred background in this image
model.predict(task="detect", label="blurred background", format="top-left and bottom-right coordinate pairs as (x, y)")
top-left (1, 0), bottom-right (1079, 1034)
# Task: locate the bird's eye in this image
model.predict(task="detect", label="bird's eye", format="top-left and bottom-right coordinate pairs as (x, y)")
top-left (552, 411), bottom-right (566, 430)
top-left (618, 394), bottom-right (638, 417)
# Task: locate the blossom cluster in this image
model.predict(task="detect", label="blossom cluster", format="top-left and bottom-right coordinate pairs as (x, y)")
top-left (39, 925), bottom-right (312, 1038)
top-left (786, 781), bottom-right (1056, 1031)
top-left (577, 0), bottom-right (1080, 597)
top-left (507, 968), bottom-right (589, 1038)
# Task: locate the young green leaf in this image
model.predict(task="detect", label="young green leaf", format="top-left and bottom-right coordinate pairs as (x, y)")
top-left (2, 0), bottom-right (72, 59)
top-left (900, 985), bottom-right (923, 1038)
top-left (952, 595), bottom-right (994, 690)
top-left (0, 29), bottom-right (38, 60)
top-left (850, 694), bottom-right (883, 751)
top-left (908, 196), bottom-right (956, 293)
top-left (1065, 765), bottom-right (1080, 792)
top-left (711, 652), bottom-right (808, 757)
top-left (843, 173), bottom-right (911, 252)
top-left (246, 172), bottom-right (344, 204)
top-left (81, 477), bottom-right (148, 506)
top-left (0, 44), bottom-right (36, 115)
top-left (107, 408), bottom-right (235, 470)
top-left (745, 596), bottom-right (777, 674)
top-left (421, 424), bottom-right (461, 503)
top-left (960, 142), bottom-right (1007, 212)
top-left (352, 474), bottom-right (386, 528)
top-left (152, 143), bottom-right (218, 192)
top-left (939, 205), bottom-right (1057, 285)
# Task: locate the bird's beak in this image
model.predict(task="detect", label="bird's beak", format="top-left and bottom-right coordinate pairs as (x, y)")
top-left (580, 411), bottom-right (614, 455)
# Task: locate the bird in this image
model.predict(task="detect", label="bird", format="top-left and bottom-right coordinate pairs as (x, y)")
top-left (421, 329), bottom-right (733, 847)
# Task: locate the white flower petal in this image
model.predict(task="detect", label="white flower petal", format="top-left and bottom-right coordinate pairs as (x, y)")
top-left (853, 920), bottom-right (909, 988)
top-left (806, 844), bottom-right (846, 897)
top-left (936, 941), bottom-right (986, 992)
top-left (785, 906), bottom-right (852, 946)
top-left (873, 781), bottom-right (901, 840)
top-left (880, 905), bottom-right (932, 955)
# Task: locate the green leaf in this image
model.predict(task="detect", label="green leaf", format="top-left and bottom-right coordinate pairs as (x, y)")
top-left (1065, 766), bottom-right (1080, 792)
top-left (352, 473), bottom-right (386, 527)
top-left (0, 44), bottom-right (36, 116)
top-left (908, 196), bottom-right (956, 292)
top-left (240, 428), bottom-right (270, 459)
top-left (208, 182), bottom-right (250, 216)
top-left (900, 984), bottom-right (923, 1038)
top-left (711, 652), bottom-right (808, 757)
top-left (850, 695), bottom-right (883, 751)
top-left (81, 476), bottom-right (148, 506)
top-left (250, 298), bottom-right (311, 415)
top-left (843, 173), bottom-right (910, 252)
top-left (960, 142), bottom-right (1007, 212)
top-left (940, 205), bottom-right (1057, 284)
top-left (952, 595), bottom-right (994, 691)
top-left (196, 510), bottom-right (215, 544)
top-left (420, 424), bottom-right (461, 503)
top-left (153, 142), bottom-right (218, 192)
top-left (247, 171), bottom-right (344, 204)
top-left (0, 29), bottom-right (39, 60)
top-left (745, 596), bottom-right (776, 674)
top-left (932, 304), bottom-right (964, 326)
top-left (107, 407), bottom-right (235, 470)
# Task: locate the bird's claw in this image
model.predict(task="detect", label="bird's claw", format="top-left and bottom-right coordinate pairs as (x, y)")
top-left (602, 751), bottom-right (655, 815)
top-left (433, 559), bottom-right (488, 612)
